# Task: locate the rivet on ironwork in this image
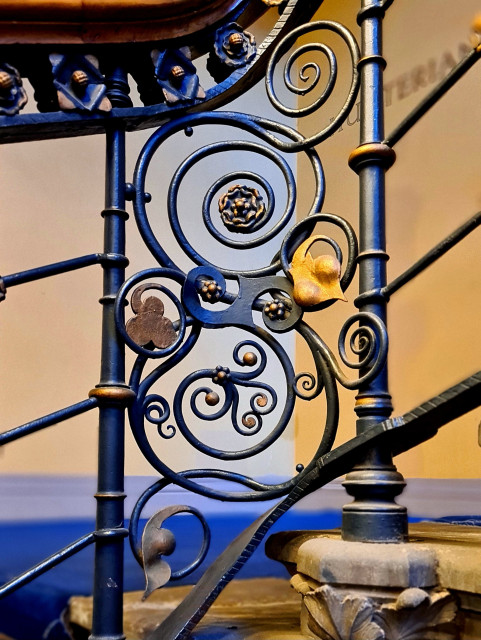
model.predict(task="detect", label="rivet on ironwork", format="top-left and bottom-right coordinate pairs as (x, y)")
top-left (185, 127), bottom-right (194, 137)
top-left (0, 63), bottom-right (27, 116)
top-left (205, 391), bottom-right (220, 406)
top-left (296, 464), bottom-right (304, 473)
top-left (289, 236), bottom-right (347, 308)
top-left (49, 54), bottom-right (111, 112)
top-left (71, 69), bottom-right (89, 94)
top-left (125, 183), bottom-right (152, 204)
top-left (126, 287), bottom-right (177, 349)
top-left (218, 184), bottom-right (266, 233)
top-left (212, 366), bottom-right (230, 386)
top-left (242, 352), bottom-right (258, 367)
top-left (151, 47), bottom-right (205, 104)
top-left (198, 279), bottom-right (222, 303)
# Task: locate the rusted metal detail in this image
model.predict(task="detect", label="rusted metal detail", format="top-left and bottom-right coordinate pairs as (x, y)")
top-left (218, 184), bottom-right (266, 233)
top-left (88, 386), bottom-right (136, 404)
top-left (289, 236), bottom-right (347, 308)
top-left (126, 284), bottom-right (177, 349)
top-left (348, 142), bottom-right (396, 173)
top-left (152, 47), bottom-right (205, 104)
top-left (0, 63), bottom-right (27, 116)
top-left (50, 54), bottom-right (111, 112)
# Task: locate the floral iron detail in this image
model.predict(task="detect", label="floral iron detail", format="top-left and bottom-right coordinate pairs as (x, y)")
top-left (208, 22), bottom-right (256, 82)
top-left (218, 184), bottom-right (266, 233)
top-left (49, 54), bottom-right (111, 112)
top-left (0, 63), bottom-right (27, 116)
top-left (198, 279), bottom-right (223, 303)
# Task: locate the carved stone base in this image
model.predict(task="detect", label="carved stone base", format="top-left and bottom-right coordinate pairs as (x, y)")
top-left (267, 523), bottom-right (481, 640)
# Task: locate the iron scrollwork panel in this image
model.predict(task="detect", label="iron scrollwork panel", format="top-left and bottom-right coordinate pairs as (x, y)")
top-left (106, 14), bottom-right (396, 633)
top-left (2, 1), bottom-right (481, 639)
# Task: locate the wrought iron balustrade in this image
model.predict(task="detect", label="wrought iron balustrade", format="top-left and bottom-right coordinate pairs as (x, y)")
top-left (0, 1), bottom-right (481, 639)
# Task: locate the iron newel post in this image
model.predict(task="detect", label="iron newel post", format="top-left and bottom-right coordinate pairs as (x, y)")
top-left (88, 67), bottom-right (134, 640)
top-left (342, 0), bottom-right (408, 543)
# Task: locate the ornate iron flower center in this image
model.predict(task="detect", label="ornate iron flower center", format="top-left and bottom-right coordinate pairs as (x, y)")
top-left (218, 184), bottom-right (266, 233)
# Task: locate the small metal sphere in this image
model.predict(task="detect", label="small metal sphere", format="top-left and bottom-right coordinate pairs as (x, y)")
top-left (296, 463), bottom-right (304, 473)
top-left (207, 283), bottom-right (218, 293)
top-left (170, 65), bottom-right (185, 81)
top-left (0, 71), bottom-right (13, 92)
top-left (184, 127), bottom-right (193, 137)
top-left (228, 32), bottom-right (244, 50)
top-left (205, 391), bottom-right (220, 406)
top-left (216, 370), bottom-right (226, 380)
top-left (71, 69), bottom-right (89, 87)
top-left (242, 352), bottom-right (258, 367)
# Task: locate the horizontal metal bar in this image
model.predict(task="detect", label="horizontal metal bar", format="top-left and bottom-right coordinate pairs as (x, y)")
top-left (0, 397), bottom-right (98, 446)
top-left (384, 47), bottom-right (481, 148)
top-left (0, 532), bottom-right (96, 599)
top-left (383, 211), bottom-right (481, 298)
top-left (2, 253), bottom-right (128, 288)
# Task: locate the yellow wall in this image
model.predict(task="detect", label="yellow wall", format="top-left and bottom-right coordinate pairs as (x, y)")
top-left (1, 2), bottom-right (480, 481)
top-left (294, 0), bottom-right (481, 478)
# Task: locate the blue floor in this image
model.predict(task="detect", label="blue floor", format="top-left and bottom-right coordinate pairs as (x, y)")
top-left (0, 510), bottom-right (342, 640)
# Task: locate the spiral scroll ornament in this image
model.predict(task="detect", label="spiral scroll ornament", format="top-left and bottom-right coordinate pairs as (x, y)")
top-left (265, 20), bottom-right (360, 150)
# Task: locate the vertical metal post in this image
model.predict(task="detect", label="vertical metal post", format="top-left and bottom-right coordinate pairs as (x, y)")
top-left (89, 67), bottom-right (133, 640)
top-left (342, 0), bottom-right (407, 542)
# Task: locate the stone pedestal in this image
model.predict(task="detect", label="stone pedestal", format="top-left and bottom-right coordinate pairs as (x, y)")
top-left (266, 523), bottom-right (481, 640)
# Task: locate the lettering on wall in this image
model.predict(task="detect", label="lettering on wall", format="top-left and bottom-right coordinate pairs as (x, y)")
top-left (330, 42), bottom-right (472, 133)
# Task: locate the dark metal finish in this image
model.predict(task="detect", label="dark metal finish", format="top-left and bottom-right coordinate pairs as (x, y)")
top-left (0, 63), bottom-right (27, 115)
top-left (89, 69), bottom-right (130, 640)
top-left (342, 0), bottom-right (406, 543)
top-left (1, 1), bottom-right (481, 638)
top-left (1, 253), bottom-right (128, 290)
top-left (384, 46), bottom-right (481, 148)
top-left (0, 533), bottom-right (96, 599)
top-left (0, 397), bottom-right (98, 446)
top-left (384, 211), bottom-right (481, 298)
top-left (50, 53), bottom-right (111, 112)
top-left (152, 370), bottom-right (481, 640)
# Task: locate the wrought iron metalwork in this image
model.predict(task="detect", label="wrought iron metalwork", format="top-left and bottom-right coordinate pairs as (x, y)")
top-left (0, 0), bottom-right (481, 639)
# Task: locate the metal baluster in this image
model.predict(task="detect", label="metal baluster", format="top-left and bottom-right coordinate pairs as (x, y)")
top-left (89, 68), bottom-right (133, 640)
top-left (342, 0), bottom-right (408, 542)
